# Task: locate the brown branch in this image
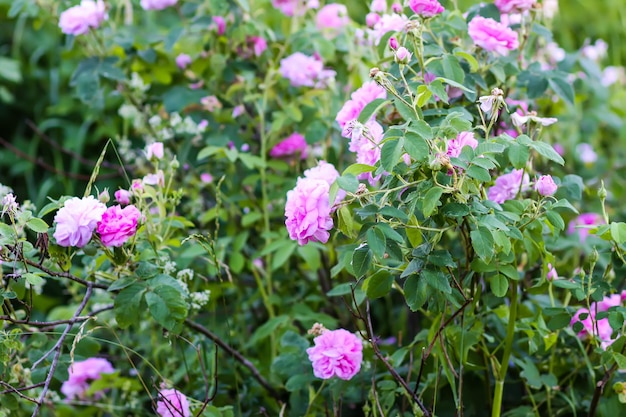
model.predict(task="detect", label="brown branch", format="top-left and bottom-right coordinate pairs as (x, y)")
top-left (0, 381), bottom-right (43, 403)
top-left (31, 284), bottom-right (94, 416)
top-left (23, 258), bottom-right (109, 290)
top-left (184, 319), bottom-right (286, 403)
top-left (588, 343), bottom-right (626, 417)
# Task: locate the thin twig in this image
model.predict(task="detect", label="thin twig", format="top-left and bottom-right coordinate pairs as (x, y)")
top-left (183, 319), bottom-right (286, 403)
top-left (0, 381), bottom-right (43, 402)
top-left (31, 284), bottom-right (94, 416)
top-left (23, 258), bottom-right (108, 290)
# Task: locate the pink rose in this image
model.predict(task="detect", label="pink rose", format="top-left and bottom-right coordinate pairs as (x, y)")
top-left (335, 81), bottom-right (387, 128)
top-left (567, 213), bottom-right (605, 242)
top-left (571, 293), bottom-right (625, 349)
top-left (495, 0), bottom-right (536, 14)
top-left (61, 358), bottom-right (114, 400)
top-left (307, 329), bottom-right (363, 380)
top-left (348, 121), bottom-right (385, 185)
top-left (97, 205), bottom-right (141, 247)
top-left (285, 177), bottom-right (334, 245)
top-left (175, 53), bottom-right (192, 69)
top-left (370, 0), bottom-right (387, 12)
top-left (114, 189), bottom-right (131, 205)
top-left (408, 0), bottom-right (444, 17)
top-left (59, 0), bottom-right (107, 36)
top-left (369, 13), bottom-right (408, 45)
top-left (546, 263), bottom-right (558, 281)
top-left (211, 16), bottom-right (226, 35)
top-left (140, 0), bottom-right (177, 10)
top-left (248, 36), bottom-right (267, 57)
top-left (53, 196), bottom-right (106, 247)
top-left (447, 131), bottom-right (478, 158)
top-left (279, 52), bottom-right (336, 88)
top-left (534, 174), bottom-right (557, 196)
top-left (366, 12), bottom-right (381, 27)
top-left (395, 46), bottom-right (412, 64)
top-left (468, 16), bottom-right (519, 56)
top-left (146, 142), bottom-right (164, 160)
top-left (316, 4), bottom-right (350, 32)
top-left (270, 132), bottom-right (308, 159)
top-left (304, 160), bottom-right (345, 205)
top-left (156, 388), bottom-right (191, 417)
top-left (487, 169), bottom-right (530, 204)
top-left (272, 0), bottom-right (314, 16)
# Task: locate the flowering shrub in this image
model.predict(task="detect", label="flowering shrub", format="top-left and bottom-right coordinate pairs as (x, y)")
top-left (1, 0), bottom-right (626, 416)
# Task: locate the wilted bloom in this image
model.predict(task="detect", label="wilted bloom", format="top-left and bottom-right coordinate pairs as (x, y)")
top-left (279, 52), bottom-right (336, 88)
top-left (316, 4), bottom-right (350, 33)
top-left (270, 132), bottom-right (308, 159)
top-left (487, 169), bottom-right (530, 204)
top-left (285, 177), bottom-right (334, 245)
top-left (576, 143), bottom-right (598, 164)
top-left (1, 193), bottom-right (18, 217)
top-left (567, 213), bottom-right (605, 242)
top-left (535, 175), bottom-right (557, 196)
top-left (307, 329), bottom-right (363, 380)
top-left (494, 0), bottom-right (535, 13)
top-left (370, 0), bottom-right (387, 12)
top-left (146, 142), bottom-right (164, 160)
top-left (447, 131), bottom-right (478, 158)
top-left (97, 205), bottom-right (141, 247)
top-left (175, 53), bottom-right (192, 69)
top-left (546, 263), bottom-right (558, 281)
top-left (140, 0), bottom-right (177, 10)
top-left (408, 0), bottom-right (444, 17)
top-left (511, 111), bottom-right (558, 127)
top-left (156, 388), bottom-right (191, 417)
top-left (395, 46), bottom-right (412, 64)
top-left (143, 170), bottom-right (165, 187)
top-left (115, 189), bottom-right (131, 205)
top-left (61, 358), bottom-right (114, 400)
top-left (59, 0), bottom-right (107, 36)
top-left (468, 16), bottom-right (519, 56)
top-left (336, 81), bottom-right (387, 128)
top-left (53, 196), bottom-right (106, 247)
top-left (478, 87), bottom-right (505, 114)
top-left (201, 95), bottom-right (222, 112)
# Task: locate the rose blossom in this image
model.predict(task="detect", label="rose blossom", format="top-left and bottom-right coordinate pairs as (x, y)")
top-left (304, 160), bottom-right (345, 205)
top-left (156, 388), bottom-right (191, 417)
top-left (114, 189), bottom-right (131, 205)
top-left (535, 175), bottom-right (557, 196)
top-left (97, 205), bottom-right (141, 247)
top-left (211, 16), bottom-right (226, 35)
top-left (272, 0), bottom-right (314, 16)
top-left (59, 0), bottom-right (107, 36)
top-left (369, 13), bottom-right (408, 45)
top-left (571, 293), bottom-right (626, 349)
top-left (447, 131), bottom-right (478, 158)
top-left (546, 263), bottom-right (558, 281)
top-left (307, 329), bottom-right (363, 380)
top-left (53, 196), bottom-right (106, 247)
top-left (366, 12), bottom-right (381, 27)
top-left (316, 4), bottom-right (350, 32)
top-left (61, 358), bottom-right (115, 400)
top-left (468, 16), bottom-right (519, 56)
top-left (146, 142), bottom-right (164, 160)
top-left (248, 36), bottom-right (267, 57)
top-left (576, 143), bottom-right (598, 164)
top-left (395, 46), bottom-right (412, 64)
top-left (370, 0), bottom-right (387, 12)
top-left (408, 0), bottom-right (445, 17)
top-left (279, 52), bottom-right (336, 88)
top-left (270, 132), bottom-right (308, 159)
top-left (494, 0), bottom-right (536, 14)
top-left (487, 169), bottom-right (530, 204)
top-left (175, 53), bottom-right (192, 69)
top-left (140, 0), bottom-right (178, 10)
top-left (336, 81), bottom-right (387, 128)
top-left (285, 177), bottom-right (334, 245)
top-left (567, 213), bottom-right (605, 242)
top-left (348, 120), bottom-right (385, 185)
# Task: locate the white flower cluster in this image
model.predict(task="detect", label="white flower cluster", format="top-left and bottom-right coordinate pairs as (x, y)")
top-left (176, 268), bottom-right (194, 281)
top-left (189, 290), bottom-right (211, 310)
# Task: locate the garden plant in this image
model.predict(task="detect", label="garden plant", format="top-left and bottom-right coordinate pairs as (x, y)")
top-left (1, 0), bottom-right (626, 416)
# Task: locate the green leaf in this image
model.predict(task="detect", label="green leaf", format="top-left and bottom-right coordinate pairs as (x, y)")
top-left (25, 218), bottom-right (49, 233)
top-left (0, 57), bottom-right (22, 83)
top-left (327, 283), bottom-right (355, 297)
top-left (343, 163), bottom-right (376, 176)
top-left (247, 315), bottom-right (290, 347)
top-left (366, 227), bottom-right (387, 259)
top-left (454, 50), bottom-right (479, 73)
top-left (404, 274), bottom-right (428, 311)
top-left (114, 283), bottom-right (147, 329)
top-left (351, 245), bottom-right (372, 277)
top-left (108, 276), bottom-right (137, 292)
top-left (337, 174), bottom-right (359, 193)
top-left (404, 132), bottom-right (430, 162)
top-left (526, 140), bottom-right (564, 165)
top-left (145, 285), bottom-right (189, 331)
top-left (271, 241), bottom-right (297, 270)
top-left (407, 120), bottom-right (434, 140)
top-left (611, 222), bottom-right (626, 244)
top-left (547, 313), bottom-right (572, 331)
top-left (545, 211), bottom-right (565, 233)
top-left (441, 55), bottom-right (465, 84)
top-left (470, 227), bottom-right (495, 262)
top-left (427, 79), bottom-right (449, 104)
top-left (548, 77), bottom-right (574, 105)
top-left (466, 165), bottom-right (491, 182)
top-left (422, 186), bottom-right (444, 217)
top-left (422, 269), bottom-right (452, 294)
top-left (381, 137), bottom-right (405, 172)
top-left (23, 273), bottom-right (44, 286)
top-left (507, 142), bottom-right (529, 169)
top-left (364, 270), bottom-right (394, 299)
top-left (490, 274), bottom-right (508, 297)
top-left (358, 98), bottom-right (391, 123)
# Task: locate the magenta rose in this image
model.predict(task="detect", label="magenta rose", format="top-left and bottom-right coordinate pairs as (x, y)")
top-left (307, 329), bottom-right (363, 380)
top-left (156, 388), bottom-right (191, 417)
top-left (316, 3), bottom-right (350, 32)
top-left (270, 132), bottom-right (308, 159)
top-left (408, 0), bottom-right (445, 17)
top-left (468, 16), bottom-right (519, 56)
top-left (61, 358), bottom-right (114, 400)
top-left (567, 213), bottom-right (605, 242)
top-left (97, 205), bottom-right (141, 247)
top-left (447, 131), bottom-right (478, 158)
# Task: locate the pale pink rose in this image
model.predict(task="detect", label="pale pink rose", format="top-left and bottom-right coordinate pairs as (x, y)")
top-left (468, 16), bottom-right (519, 56)
top-left (447, 131), bottom-right (478, 158)
top-left (140, 0), bottom-right (177, 10)
top-left (370, 13), bottom-right (408, 44)
top-left (316, 4), bottom-right (350, 32)
top-left (546, 263), bottom-right (558, 281)
top-left (59, 0), bottom-right (107, 36)
top-left (395, 46), bottom-right (412, 64)
top-left (576, 143), bottom-right (597, 164)
top-left (279, 52), bottom-right (336, 88)
top-left (408, 0), bottom-right (444, 17)
top-left (306, 329), bottom-right (363, 380)
top-left (211, 16), bottom-right (226, 35)
top-left (143, 170), bottom-right (165, 187)
top-left (487, 169), bottom-right (530, 204)
top-left (270, 132), bottom-right (308, 159)
top-left (156, 388), bottom-right (191, 417)
top-left (571, 293), bottom-right (625, 349)
top-left (200, 173), bottom-right (213, 183)
top-left (391, 2), bottom-right (402, 12)
top-left (175, 53), bottom-right (192, 69)
top-left (567, 213), bottom-right (605, 242)
top-left (232, 105), bottom-right (245, 118)
top-left (335, 81), bottom-right (387, 128)
top-left (495, 0), bottom-right (536, 13)
top-left (349, 120), bottom-right (384, 185)
top-left (97, 205), bottom-right (141, 247)
top-left (248, 36), bottom-right (267, 56)
top-left (285, 178), bottom-right (333, 245)
top-left (581, 39), bottom-right (608, 62)
top-left (61, 358), bottom-right (114, 400)
top-left (535, 175), bottom-right (557, 196)
top-left (53, 196), bottom-right (106, 247)
top-left (370, 0), bottom-right (387, 12)
top-left (304, 160), bottom-right (345, 205)
top-left (146, 142), bottom-right (164, 160)
top-left (115, 189), bottom-right (131, 205)
top-left (197, 119), bottom-right (208, 131)
top-left (272, 0), bottom-right (314, 16)
top-left (366, 12), bottom-right (381, 27)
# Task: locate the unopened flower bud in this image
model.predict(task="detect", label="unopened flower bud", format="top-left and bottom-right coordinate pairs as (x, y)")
top-left (599, 180), bottom-right (607, 200)
top-left (369, 67), bottom-right (380, 78)
top-left (171, 157), bottom-right (180, 169)
top-left (429, 153), bottom-right (449, 171)
top-left (391, 2), bottom-right (402, 13)
top-left (389, 36), bottom-right (399, 50)
top-left (98, 189), bottom-right (110, 203)
top-left (395, 46), bottom-right (412, 65)
top-left (590, 247), bottom-right (599, 264)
